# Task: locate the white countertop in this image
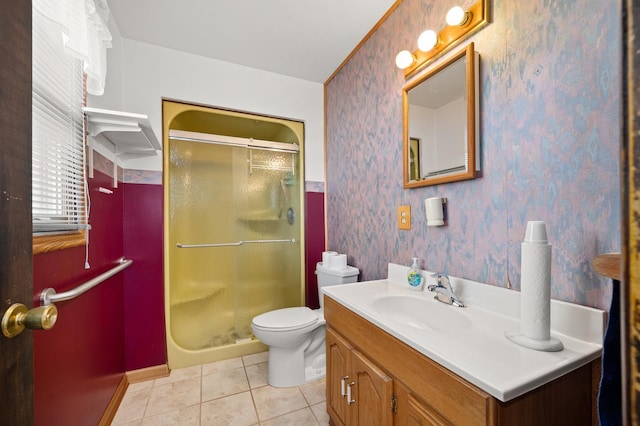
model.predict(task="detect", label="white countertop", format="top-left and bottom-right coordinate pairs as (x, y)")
top-left (323, 263), bottom-right (605, 402)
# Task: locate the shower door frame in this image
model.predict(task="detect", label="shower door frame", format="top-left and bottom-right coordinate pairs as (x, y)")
top-left (162, 100), bottom-right (306, 369)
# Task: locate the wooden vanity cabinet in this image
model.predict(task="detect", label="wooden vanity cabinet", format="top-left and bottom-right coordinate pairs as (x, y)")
top-left (327, 328), bottom-right (393, 425)
top-left (327, 328), bottom-right (350, 426)
top-left (324, 296), bottom-right (599, 426)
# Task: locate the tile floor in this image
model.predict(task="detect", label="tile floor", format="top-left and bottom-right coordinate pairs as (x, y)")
top-left (112, 351), bottom-right (329, 425)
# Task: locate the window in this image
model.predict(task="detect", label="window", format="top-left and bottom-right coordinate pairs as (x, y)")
top-left (32, 9), bottom-right (88, 253)
top-left (31, 1), bottom-right (112, 254)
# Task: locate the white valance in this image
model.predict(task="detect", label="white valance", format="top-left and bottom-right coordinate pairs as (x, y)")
top-left (33, 0), bottom-right (112, 96)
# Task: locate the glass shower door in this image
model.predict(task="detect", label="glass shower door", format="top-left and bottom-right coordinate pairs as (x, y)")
top-left (233, 148), bottom-right (302, 340)
top-left (168, 135), bottom-right (301, 351)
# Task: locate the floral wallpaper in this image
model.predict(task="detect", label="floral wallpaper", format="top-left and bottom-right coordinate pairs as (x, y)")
top-left (305, 181), bottom-right (325, 193)
top-left (92, 150), bottom-right (124, 182)
top-left (124, 169), bottom-right (162, 185)
top-left (325, 0), bottom-right (620, 310)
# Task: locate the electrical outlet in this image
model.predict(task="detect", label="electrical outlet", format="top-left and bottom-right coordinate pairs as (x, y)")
top-left (398, 205), bottom-right (411, 230)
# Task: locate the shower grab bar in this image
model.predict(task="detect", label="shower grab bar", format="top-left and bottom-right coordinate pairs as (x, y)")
top-left (176, 238), bottom-right (295, 249)
top-left (39, 258), bottom-right (133, 306)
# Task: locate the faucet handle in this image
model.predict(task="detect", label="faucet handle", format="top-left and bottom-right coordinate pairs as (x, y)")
top-left (430, 273), bottom-right (448, 283)
top-left (429, 273), bottom-right (464, 307)
top-left (430, 273), bottom-right (453, 290)
top-left (428, 273), bottom-right (443, 292)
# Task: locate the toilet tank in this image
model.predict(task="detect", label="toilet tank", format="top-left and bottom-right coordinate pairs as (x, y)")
top-left (316, 262), bottom-right (359, 309)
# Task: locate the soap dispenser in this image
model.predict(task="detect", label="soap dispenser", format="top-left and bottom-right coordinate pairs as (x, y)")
top-left (407, 257), bottom-right (424, 291)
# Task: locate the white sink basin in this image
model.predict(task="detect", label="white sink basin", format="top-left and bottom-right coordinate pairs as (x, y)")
top-left (322, 263), bottom-right (605, 402)
top-left (371, 295), bottom-right (472, 332)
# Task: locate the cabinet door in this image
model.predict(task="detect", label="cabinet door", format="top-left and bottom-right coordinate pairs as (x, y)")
top-left (351, 349), bottom-right (394, 426)
top-left (327, 328), bottom-right (352, 426)
top-left (406, 394), bottom-right (451, 426)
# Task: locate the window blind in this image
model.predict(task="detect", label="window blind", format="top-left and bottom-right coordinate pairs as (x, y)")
top-left (32, 10), bottom-right (87, 234)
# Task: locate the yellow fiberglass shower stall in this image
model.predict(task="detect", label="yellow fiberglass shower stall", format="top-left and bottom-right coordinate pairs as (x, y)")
top-left (163, 100), bottom-right (305, 369)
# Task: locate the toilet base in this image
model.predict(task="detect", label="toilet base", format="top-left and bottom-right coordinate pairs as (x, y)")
top-left (267, 333), bottom-right (326, 387)
top-left (268, 348), bottom-right (326, 387)
top-left (304, 354), bottom-right (326, 383)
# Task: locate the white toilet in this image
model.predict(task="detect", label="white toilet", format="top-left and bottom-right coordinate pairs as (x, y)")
top-left (251, 261), bottom-right (359, 387)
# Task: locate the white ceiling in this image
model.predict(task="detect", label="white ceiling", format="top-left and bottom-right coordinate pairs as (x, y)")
top-left (107, 0), bottom-right (397, 83)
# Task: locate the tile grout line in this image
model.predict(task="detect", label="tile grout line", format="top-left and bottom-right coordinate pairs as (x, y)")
top-left (139, 377), bottom-right (156, 421)
top-left (244, 359), bottom-right (263, 424)
top-left (301, 382), bottom-right (324, 425)
top-left (310, 403), bottom-right (324, 425)
top-left (297, 388), bottom-right (319, 425)
top-left (299, 385), bottom-right (311, 406)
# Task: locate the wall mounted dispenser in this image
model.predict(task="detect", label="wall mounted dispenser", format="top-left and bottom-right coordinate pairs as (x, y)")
top-left (425, 197), bottom-right (446, 226)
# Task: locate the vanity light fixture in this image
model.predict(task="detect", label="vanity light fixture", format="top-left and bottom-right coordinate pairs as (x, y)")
top-left (417, 30), bottom-right (439, 52)
top-left (395, 0), bottom-right (489, 77)
top-left (395, 50), bottom-right (416, 70)
top-left (446, 6), bottom-right (470, 26)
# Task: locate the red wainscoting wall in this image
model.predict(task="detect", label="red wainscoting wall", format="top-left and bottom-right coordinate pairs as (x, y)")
top-left (33, 169), bottom-right (125, 426)
top-left (305, 191), bottom-right (326, 309)
top-left (122, 182), bottom-right (166, 371)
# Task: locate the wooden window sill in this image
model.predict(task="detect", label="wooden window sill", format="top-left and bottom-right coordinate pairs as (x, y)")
top-left (33, 231), bottom-right (86, 255)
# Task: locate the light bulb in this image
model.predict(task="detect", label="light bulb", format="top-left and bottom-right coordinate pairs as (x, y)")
top-left (395, 50), bottom-right (415, 69)
top-left (446, 6), bottom-right (468, 26)
top-left (417, 30), bottom-right (438, 52)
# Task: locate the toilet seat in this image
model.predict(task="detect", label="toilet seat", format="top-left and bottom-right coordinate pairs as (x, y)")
top-left (252, 307), bottom-right (319, 332)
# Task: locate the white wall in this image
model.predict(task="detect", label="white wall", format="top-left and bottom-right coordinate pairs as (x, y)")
top-left (86, 16), bottom-right (126, 164)
top-left (91, 35), bottom-right (325, 182)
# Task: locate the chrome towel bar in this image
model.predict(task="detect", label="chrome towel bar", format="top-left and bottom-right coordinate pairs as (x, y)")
top-left (40, 258), bottom-right (133, 306)
top-left (176, 239), bottom-right (295, 249)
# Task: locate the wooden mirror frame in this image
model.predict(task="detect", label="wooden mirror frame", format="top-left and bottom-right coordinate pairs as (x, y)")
top-left (402, 43), bottom-right (479, 188)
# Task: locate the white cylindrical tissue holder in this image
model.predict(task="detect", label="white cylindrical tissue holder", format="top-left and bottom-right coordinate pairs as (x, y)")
top-left (322, 251), bottom-right (337, 266)
top-left (425, 197), bottom-right (445, 226)
top-left (505, 221), bottom-right (563, 351)
top-left (520, 228), bottom-right (551, 340)
top-left (329, 254), bottom-right (347, 270)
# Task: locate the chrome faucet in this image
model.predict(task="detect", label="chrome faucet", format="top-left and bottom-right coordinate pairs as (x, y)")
top-left (427, 273), bottom-right (465, 307)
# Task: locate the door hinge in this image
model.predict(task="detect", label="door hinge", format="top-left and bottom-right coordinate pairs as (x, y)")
top-left (391, 394), bottom-right (398, 413)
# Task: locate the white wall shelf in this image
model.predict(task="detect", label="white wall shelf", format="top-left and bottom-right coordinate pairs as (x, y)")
top-left (84, 107), bottom-right (161, 153)
top-left (84, 107), bottom-right (161, 188)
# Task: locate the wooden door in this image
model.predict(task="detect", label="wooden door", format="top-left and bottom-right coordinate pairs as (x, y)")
top-left (351, 349), bottom-right (393, 426)
top-left (326, 328), bottom-right (352, 426)
top-left (0, 1), bottom-right (34, 425)
top-left (623, 1), bottom-right (640, 424)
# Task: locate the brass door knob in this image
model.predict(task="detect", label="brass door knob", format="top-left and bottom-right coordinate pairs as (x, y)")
top-left (1, 303), bottom-right (58, 338)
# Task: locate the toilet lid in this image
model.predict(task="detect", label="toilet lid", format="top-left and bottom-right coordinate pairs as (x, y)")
top-left (252, 307), bottom-right (318, 330)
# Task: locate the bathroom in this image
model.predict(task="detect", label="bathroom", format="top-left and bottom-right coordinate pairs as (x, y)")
top-left (3, 0), bottom-right (632, 424)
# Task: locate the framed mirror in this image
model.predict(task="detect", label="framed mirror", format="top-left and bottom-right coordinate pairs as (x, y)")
top-left (402, 43), bottom-right (479, 188)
